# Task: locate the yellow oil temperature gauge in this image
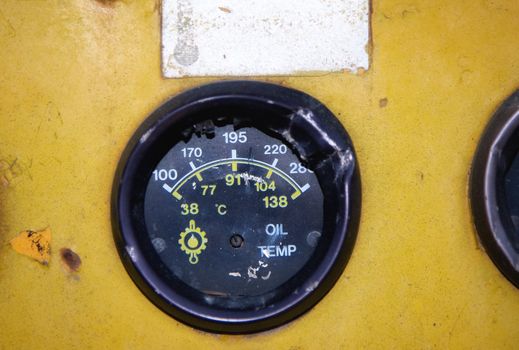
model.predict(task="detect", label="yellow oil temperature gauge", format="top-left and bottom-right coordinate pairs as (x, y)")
top-left (112, 81), bottom-right (361, 333)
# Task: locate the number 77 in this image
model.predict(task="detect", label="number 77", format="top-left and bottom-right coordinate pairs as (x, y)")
top-left (201, 185), bottom-right (216, 196)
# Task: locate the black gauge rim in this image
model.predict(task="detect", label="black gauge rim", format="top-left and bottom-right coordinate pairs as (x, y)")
top-left (470, 89), bottom-right (519, 288)
top-left (111, 81), bottom-right (361, 333)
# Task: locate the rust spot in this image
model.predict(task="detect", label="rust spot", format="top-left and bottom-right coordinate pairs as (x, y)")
top-left (355, 67), bottom-right (368, 76)
top-left (379, 98), bottom-right (388, 108)
top-left (60, 248), bottom-right (82, 272)
top-left (95, 0), bottom-right (119, 7)
top-left (218, 6), bottom-right (232, 13)
top-left (1, 175), bottom-right (8, 188)
top-left (401, 6), bottom-right (420, 18)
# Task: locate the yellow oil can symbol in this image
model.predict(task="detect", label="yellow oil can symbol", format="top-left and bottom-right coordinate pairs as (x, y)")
top-left (178, 220), bottom-right (208, 264)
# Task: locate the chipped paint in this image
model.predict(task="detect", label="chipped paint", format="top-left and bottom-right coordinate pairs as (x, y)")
top-left (247, 265), bottom-right (259, 279)
top-left (261, 271), bottom-right (272, 280)
top-left (10, 228), bottom-right (51, 265)
top-left (172, 0), bottom-right (199, 67)
top-left (236, 172), bottom-right (265, 186)
top-left (162, 0), bottom-right (370, 77)
top-left (245, 261), bottom-right (272, 281)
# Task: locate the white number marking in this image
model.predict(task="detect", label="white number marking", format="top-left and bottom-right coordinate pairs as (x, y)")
top-left (153, 169), bottom-right (178, 181)
top-left (223, 131), bottom-right (247, 144)
top-left (181, 147), bottom-right (202, 158)
top-left (264, 144), bottom-right (287, 155)
top-left (289, 162), bottom-right (313, 174)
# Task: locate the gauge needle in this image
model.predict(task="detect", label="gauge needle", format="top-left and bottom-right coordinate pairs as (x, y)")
top-left (247, 146), bottom-right (253, 178)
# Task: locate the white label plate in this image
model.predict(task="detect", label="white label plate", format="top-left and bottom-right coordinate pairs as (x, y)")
top-left (162, 0), bottom-right (370, 78)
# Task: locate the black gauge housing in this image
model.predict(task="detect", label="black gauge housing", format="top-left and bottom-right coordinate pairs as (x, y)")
top-left (111, 81), bottom-right (361, 333)
top-left (470, 90), bottom-right (519, 288)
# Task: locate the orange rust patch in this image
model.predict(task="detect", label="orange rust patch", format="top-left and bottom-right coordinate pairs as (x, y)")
top-left (95, 0), bottom-right (119, 7)
top-left (1, 175), bottom-right (8, 188)
top-left (59, 248), bottom-right (82, 272)
top-left (218, 6), bottom-right (232, 13)
top-left (379, 98), bottom-right (389, 108)
top-left (10, 228), bottom-right (51, 265)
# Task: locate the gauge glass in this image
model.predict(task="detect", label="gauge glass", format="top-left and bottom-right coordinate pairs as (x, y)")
top-left (144, 125), bottom-right (323, 296)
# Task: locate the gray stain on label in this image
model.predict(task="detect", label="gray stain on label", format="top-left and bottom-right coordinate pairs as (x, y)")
top-left (173, 0), bottom-right (199, 66)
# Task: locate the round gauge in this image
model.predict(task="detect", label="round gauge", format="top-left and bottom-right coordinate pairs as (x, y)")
top-left (112, 81), bottom-right (361, 333)
top-left (470, 90), bottom-right (519, 288)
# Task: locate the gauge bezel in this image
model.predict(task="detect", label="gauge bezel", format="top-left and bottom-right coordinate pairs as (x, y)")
top-left (470, 90), bottom-right (519, 288)
top-left (112, 81), bottom-right (361, 333)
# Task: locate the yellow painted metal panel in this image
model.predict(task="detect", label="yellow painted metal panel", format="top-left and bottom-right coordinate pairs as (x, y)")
top-left (0, 0), bottom-right (518, 348)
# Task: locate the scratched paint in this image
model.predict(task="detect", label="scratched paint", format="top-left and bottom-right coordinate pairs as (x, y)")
top-left (162, 0), bottom-right (370, 77)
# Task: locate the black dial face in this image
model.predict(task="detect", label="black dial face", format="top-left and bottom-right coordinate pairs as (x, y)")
top-left (144, 125), bottom-right (323, 296)
top-left (112, 81), bottom-right (360, 333)
top-left (505, 152), bottom-right (519, 233)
